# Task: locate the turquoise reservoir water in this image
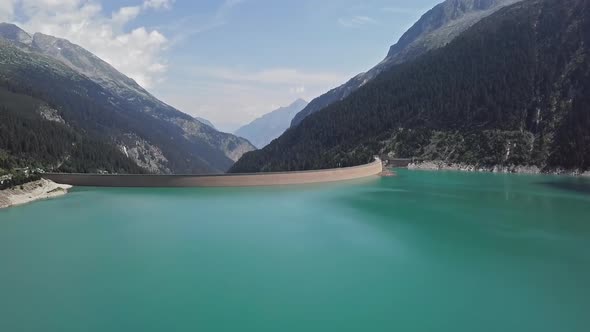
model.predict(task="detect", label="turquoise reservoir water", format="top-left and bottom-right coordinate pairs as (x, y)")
top-left (0, 170), bottom-right (589, 331)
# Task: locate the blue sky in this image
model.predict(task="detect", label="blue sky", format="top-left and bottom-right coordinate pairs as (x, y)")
top-left (2, 0), bottom-right (441, 131)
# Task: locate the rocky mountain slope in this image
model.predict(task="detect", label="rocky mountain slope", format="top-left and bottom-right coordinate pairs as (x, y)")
top-left (195, 117), bottom-right (217, 130)
top-left (0, 86), bottom-right (145, 174)
top-left (231, 0), bottom-right (590, 173)
top-left (290, 0), bottom-right (523, 127)
top-left (0, 23), bottom-right (32, 45)
top-left (235, 99), bottom-right (308, 148)
top-left (0, 24), bottom-right (255, 174)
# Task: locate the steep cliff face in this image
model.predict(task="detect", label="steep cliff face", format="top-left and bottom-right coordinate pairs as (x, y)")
top-left (231, 0), bottom-right (590, 173)
top-left (0, 24), bottom-right (255, 174)
top-left (290, 0), bottom-right (523, 127)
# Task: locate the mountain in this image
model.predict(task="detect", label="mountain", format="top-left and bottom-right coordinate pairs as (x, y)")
top-left (0, 23), bottom-right (32, 45)
top-left (0, 84), bottom-right (145, 174)
top-left (195, 117), bottom-right (217, 130)
top-left (0, 24), bottom-right (255, 174)
top-left (231, 0), bottom-right (590, 173)
top-left (290, 0), bottom-right (523, 127)
top-left (235, 99), bottom-right (308, 148)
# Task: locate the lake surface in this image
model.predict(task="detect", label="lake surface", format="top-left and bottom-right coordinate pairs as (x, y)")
top-left (1, 170), bottom-right (589, 331)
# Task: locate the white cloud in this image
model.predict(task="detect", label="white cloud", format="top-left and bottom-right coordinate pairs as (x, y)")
top-left (338, 15), bottom-right (377, 28)
top-left (112, 6), bottom-right (141, 24)
top-left (164, 0), bottom-right (245, 46)
top-left (143, 0), bottom-right (174, 10)
top-left (0, 1), bottom-right (16, 21)
top-left (221, 0), bottom-right (244, 10)
top-left (290, 86), bottom-right (305, 94)
top-left (4, 0), bottom-right (172, 88)
top-left (187, 66), bottom-right (346, 86)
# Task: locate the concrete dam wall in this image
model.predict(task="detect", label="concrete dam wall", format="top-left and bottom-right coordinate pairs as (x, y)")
top-left (44, 159), bottom-right (383, 188)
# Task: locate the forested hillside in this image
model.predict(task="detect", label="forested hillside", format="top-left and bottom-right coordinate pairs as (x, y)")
top-left (0, 87), bottom-right (143, 174)
top-left (231, 0), bottom-right (590, 173)
top-left (0, 25), bottom-right (255, 174)
top-left (290, 0), bottom-right (523, 127)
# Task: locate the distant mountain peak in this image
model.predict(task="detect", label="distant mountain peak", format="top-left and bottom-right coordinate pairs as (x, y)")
top-left (0, 23), bottom-right (32, 45)
top-left (235, 99), bottom-right (309, 148)
top-left (31, 33), bottom-right (80, 55)
top-left (386, 0), bottom-right (522, 59)
top-left (28, 32), bottom-right (149, 98)
top-left (291, 98), bottom-right (308, 107)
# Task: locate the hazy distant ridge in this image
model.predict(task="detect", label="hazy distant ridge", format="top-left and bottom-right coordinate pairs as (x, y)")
top-left (235, 99), bottom-right (308, 148)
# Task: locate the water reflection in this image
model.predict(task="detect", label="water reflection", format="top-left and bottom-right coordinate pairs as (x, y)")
top-left (539, 178), bottom-right (590, 195)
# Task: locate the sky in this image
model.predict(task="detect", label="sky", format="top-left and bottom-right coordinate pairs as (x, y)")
top-left (0, 0), bottom-right (441, 132)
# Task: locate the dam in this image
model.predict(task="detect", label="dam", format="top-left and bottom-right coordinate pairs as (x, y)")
top-left (44, 158), bottom-right (384, 187)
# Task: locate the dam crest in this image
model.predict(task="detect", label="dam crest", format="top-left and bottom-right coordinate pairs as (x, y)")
top-left (44, 158), bottom-right (384, 188)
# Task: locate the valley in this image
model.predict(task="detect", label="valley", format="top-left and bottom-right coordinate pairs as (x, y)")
top-left (0, 23), bottom-right (255, 175)
top-left (0, 1), bottom-right (589, 330)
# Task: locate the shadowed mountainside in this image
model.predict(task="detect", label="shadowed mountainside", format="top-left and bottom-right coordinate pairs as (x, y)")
top-left (231, 0), bottom-right (590, 173)
top-left (290, 0), bottom-right (523, 127)
top-left (0, 23), bottom-right (255, 174)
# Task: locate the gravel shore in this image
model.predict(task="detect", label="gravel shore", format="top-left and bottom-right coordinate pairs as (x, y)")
top-left (408, 161), bottom-right (589, 176)
top-left (0, 179), bottom-right (72, 209)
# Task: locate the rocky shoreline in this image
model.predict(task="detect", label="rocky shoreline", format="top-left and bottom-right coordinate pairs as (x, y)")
top-left (408, 161), bottom-right (590, 176)
top-left (0, 179), bottom-right (72, 209)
